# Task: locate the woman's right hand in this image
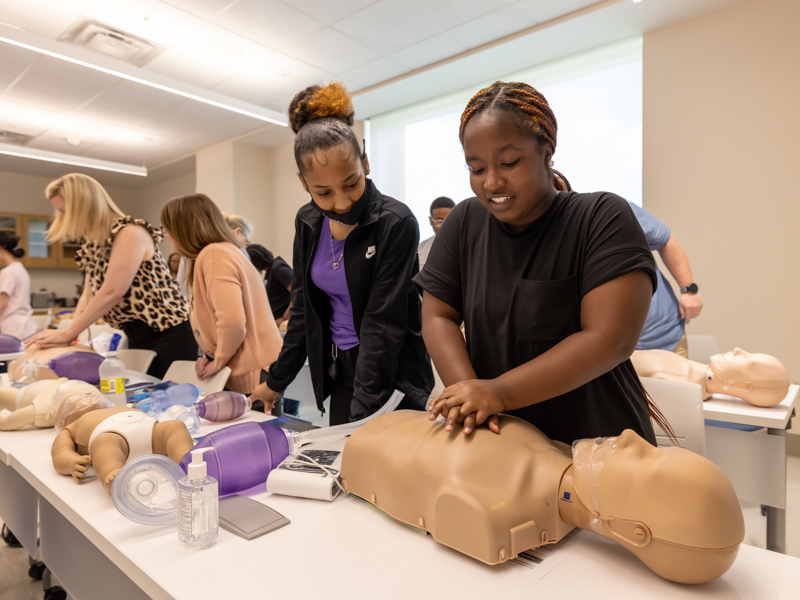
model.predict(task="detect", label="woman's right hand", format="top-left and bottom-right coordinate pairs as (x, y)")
top-left (250, 382), bottom-right (279, 414)
top-left (195, 355), bottom-right (210, 380)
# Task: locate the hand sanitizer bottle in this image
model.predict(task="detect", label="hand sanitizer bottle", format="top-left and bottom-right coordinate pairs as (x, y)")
top-left (177, 448), bottom-right (219, 549)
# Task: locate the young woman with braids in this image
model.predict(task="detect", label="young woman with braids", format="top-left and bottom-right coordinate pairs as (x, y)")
top-left (254, 82), bottom-right (433, 425)
top-left (416, 81), bottom-right (659, 445)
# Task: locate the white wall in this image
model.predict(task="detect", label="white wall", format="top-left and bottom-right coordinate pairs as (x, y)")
top-left (643, 0), bottom-right (800, 380)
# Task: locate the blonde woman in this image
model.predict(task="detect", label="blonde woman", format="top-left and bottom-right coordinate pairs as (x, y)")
top-left (161, 194), bottom-right (282, 401)
top-left (29, 173), bottom-right (197, 378)
top-left (223, 213), bottom-right (253, 248)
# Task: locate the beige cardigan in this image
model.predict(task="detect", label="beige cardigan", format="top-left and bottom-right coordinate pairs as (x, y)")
top-left (190, 243), bottom-right (283, 394)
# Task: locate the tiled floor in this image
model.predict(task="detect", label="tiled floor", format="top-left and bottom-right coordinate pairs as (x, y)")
top-left (3, 450), bottom-right (800, 599)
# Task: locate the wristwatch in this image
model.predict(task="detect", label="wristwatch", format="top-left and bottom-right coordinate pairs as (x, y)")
top-left (680, 283), bottom-right (699, 294)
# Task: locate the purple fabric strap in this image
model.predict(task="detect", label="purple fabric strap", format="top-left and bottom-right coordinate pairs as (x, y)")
top-left (310, 218), bottom-right (359, 350)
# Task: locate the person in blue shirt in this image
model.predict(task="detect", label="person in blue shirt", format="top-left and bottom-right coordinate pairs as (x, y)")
top-left (628, 203), bottom-right (703, 358)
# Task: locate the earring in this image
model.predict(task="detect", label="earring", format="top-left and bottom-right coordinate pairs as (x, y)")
top-left (549, 160), bottom-right (554, 167)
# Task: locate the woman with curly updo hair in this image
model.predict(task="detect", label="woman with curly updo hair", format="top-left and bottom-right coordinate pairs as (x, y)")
top-left (255, 82), bottom-right (433, 425)
top-left (417, 81), bottom-right (659, 446)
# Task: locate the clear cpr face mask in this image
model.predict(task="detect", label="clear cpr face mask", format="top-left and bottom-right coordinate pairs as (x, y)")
top-left (571, 435), bottom-right (619, 534)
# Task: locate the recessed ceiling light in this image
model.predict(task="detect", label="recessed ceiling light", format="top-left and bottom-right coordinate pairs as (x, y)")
top-left (0, 142), bottom-right (147, 176)
top-left (0, 25), bottom-right (287, 126)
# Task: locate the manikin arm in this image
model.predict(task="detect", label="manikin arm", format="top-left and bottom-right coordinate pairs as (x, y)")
top-left (27, 225), bottom-right (153, 349)
top-left (657, 235), bottom-right (703, 324)
top-left (51, 429), bottom-right (92, 482)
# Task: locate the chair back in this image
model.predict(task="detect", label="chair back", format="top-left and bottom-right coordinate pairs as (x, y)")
top-left (687, 334), bottom-right (720, 364)
top-left (88, 324), bottom-right (129, 350)
top-left (57, 319), bottom-right (90, 344)
top-left (31, 314), bottom-right (51, 334)
top-left (641, 376), bottom-right (706, 456)
top-left (162, 360), bottom-right (231, 394)
top-left (116, 349), bottom-right (156, 374)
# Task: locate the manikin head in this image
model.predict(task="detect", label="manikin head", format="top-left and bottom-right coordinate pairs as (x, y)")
top-left (707, 348), bottom-right (790, 407)
top-left (569, 430), bottom-right (744, 583)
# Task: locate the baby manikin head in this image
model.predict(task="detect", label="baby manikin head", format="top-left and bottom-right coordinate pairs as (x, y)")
top-left (571, 430), bottom-right (744, 584)
top-left (708, 348), bottom-right (790, 407)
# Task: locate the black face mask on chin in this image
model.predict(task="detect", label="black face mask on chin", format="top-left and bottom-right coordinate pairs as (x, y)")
top-left (306, 178), bottom-right (371, 227)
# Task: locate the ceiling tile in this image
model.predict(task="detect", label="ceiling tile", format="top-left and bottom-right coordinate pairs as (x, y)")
top-left (340, 57), bottom-right (408, 88)
top-left (74, 80), bottom-right (185, 127)
top-left (0, 45), bottom-right (35, 92)
top-left (515, 0), bottom-right (601, 24)
top-left (282, 0), bottom-right (377, 26)
top-left (332, 1), bottom-right (440, 54)
top-left (82, 0), bottom-right (207, 48)
top-left (160, 0), bottom-right (239, 20)
top-left (135, 100), bottom-right (241, 139)
top-left (286, 27), bottom-right (381, 73)
top-left (395, 0), bottom-right (515, 31)
top-left (2, 55), bottom-right (118, 113)
top-left (0, 0), bottom-right (94, 38)
top-left (0, 99), bottom-right (58, 136)
top-left (181, 114), bottom-right (263, 145)
top-left (213, 0), bottom-right (325, 51)
top-left (389, 34), bottom-right (469, 70)
top-left (447, 5), bottom-right (536, 49)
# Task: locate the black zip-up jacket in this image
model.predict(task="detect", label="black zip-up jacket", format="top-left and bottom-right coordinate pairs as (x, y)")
top-left (266, 179), bottom-right (434, 420)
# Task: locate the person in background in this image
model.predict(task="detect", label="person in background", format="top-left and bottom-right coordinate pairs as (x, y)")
top-left (246, 243), bottom-right (293, 327)
top-left (0, 232), bottom-right (37, 340)
top-left (223, 213), bottom-right (254, 249)
top-left (167, 252), bottom-right (181, 280)
top-left (161, 194), bottom-right (282, 401)
top-left (417, 196), bottom-right (455, 271)
top-left (30, 173), bottom-right (197, 379)
top-left (255, 81), bottom-right (433, 424)
top-left (417, 81), bottom-right (658, 444)
top-left (628, 203), bottom-right (703, 358)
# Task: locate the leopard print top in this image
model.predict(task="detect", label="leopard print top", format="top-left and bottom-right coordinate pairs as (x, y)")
top-left (75, 216), bottom-right (190, 331)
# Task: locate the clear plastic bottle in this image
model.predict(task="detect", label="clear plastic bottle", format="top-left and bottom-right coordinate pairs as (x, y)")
top-left (133, 384), bottom-right (199, 416)
top-left (99, 353), bottom-right (127, 406)
top-left (177, 448), bottom-right (219, 549)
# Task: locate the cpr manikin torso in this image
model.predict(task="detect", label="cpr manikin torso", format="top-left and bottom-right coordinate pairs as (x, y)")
top-left (631, 348), bottom-right (790, 407)
top-left (8, 344), bottom-right (97, 382)
top-left (340, 411), bottom-right (744, 584)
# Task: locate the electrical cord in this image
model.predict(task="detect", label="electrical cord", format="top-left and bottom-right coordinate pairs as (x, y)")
top-left (278, 452), bottom-right (349, 498)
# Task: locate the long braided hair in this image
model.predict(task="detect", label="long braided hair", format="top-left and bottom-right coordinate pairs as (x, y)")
top-left (460, 81), bottom-right (676, 444)
top-left (459, 81), bottom-right (571, 192)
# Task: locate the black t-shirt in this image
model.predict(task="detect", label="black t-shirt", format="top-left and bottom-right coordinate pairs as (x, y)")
top-left (414, 191), bottom-right (658, 445)
top-left (266, 256), bottom-right (293, 320)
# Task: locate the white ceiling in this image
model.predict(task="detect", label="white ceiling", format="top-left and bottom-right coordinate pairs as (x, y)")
top-left (0, 0), bottom-right (747, 188)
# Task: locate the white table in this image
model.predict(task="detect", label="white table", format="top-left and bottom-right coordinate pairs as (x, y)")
top-left (2, 412), bottom-right (800, 599)
top-left (703, 384), bottom-right (799, 554)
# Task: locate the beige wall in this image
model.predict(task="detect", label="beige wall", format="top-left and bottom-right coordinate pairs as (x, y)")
top-left (643, 0), bottom-right (800, 380)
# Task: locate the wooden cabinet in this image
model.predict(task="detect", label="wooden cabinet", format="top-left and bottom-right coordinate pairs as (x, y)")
top-left (0, 211), bottom-right (76, 269)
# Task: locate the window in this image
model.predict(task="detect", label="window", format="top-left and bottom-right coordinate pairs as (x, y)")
top-left (368, 37), bottom-right (643, 234)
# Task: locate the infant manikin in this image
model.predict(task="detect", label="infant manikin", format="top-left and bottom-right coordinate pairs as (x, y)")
top-left (631, 347), bottom-right (790, 407)
top-left (52, 393), bottom-right (195, 494)
top-left (340, 411), bottom-right (744, 584)
top-left (0, 378), bottom-right (98, 430)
